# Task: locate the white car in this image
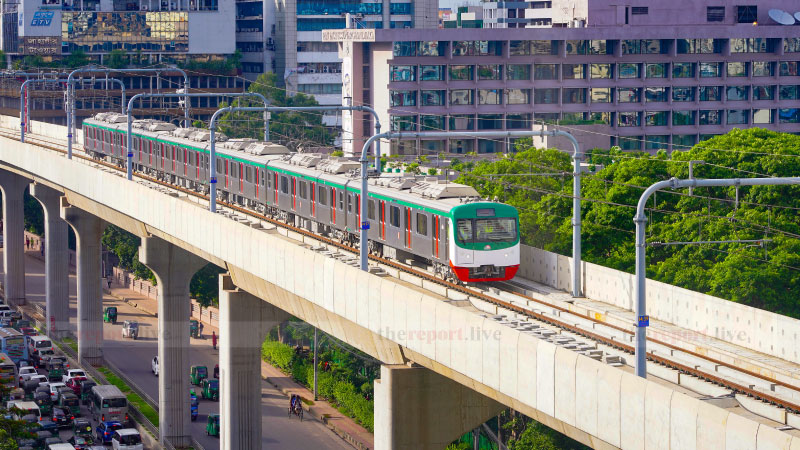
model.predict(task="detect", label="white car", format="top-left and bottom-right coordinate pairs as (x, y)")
top-left (27, 374), bottom-right (49, 387)
top-left (62, 368), bottom-right (86, 384)
top-left (49, 382), bottom-right (66, 402)
top-left (112, 428), bottom-right (143, 450)
top-left (0, 304), bottom-right (10, 312)
top-left (18, 366), bottom-right (37, 383)
top-left (151, 356), bottom-right (158, 376)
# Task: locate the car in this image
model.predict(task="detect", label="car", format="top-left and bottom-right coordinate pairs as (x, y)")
top-left (42, 436), bottom-right (64, 448)
top-left (20, 326), bottom-right (37, 336)
top-left (51, 406), bottom-right (74, 428)
top-left (151, 356), bottom-right (158, 376)
top-left (68, 434), bottom-right (97, 450)
top-left (33, 349), bottom-right (55, 368)
top-left (18, 366), bottom-right (37, 383)
top-left (62, 369), bottom-right (86, 384)
top-left (29, 374), bottom-right (49, 386)
top-left (95, 421), bottom-right (123, 444)
top-left (111, 428), bottom-right (143, 450)
top-left (0, 304), bottom-right (10, 313)
top-left (66, 376), bottom-right (87, 396)
top-left (32, 430), bottom-right (56, 449)
top-left (49, 383), bottom-right (66, 402)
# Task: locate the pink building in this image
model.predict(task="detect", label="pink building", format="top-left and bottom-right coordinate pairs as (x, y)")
top-left (340, 1), bottom-right (800, 155)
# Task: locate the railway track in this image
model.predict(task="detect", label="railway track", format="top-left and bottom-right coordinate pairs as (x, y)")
top-left (6, 127), bottom-right (800, 423)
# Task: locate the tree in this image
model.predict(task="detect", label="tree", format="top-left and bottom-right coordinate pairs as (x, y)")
top-left (101, 225), bottom-right (155, 283)
top-left (64, 49), bottom-right (90, 68)
top-left (106, 50), bottom-right (127, 69)
top-left (190, 263), bottom-right (226, 307)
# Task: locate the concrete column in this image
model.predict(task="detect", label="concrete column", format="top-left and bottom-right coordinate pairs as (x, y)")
top-left (0, 170), bottom-right (29, 305)
top-left (30, 183), bottom-right (69, 338)
top-left (374, 364), bottom-right (504, 450)
top-left (139, 236), bottom-right (207, 448)
top-left (61, 200), bottom-right (106, 365)
top-left (219, 274), bottom-right (287, 450)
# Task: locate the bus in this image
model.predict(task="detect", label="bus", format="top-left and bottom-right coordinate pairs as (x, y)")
top-left (0, 328), bottom-right (27, 364)
top-left (89, 385), bottom-right (129, 425)
top-left (0, 352), bottom-right (17, 390)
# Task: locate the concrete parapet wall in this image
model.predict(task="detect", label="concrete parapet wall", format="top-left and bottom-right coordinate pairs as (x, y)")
top-left (519, 244), bottom-right (800, 367)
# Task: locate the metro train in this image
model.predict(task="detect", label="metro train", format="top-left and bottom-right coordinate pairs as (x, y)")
top-left (82, 112), bottom-right (520, 282)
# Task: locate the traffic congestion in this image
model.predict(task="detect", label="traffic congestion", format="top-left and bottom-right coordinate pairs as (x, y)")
top-left (0, 297), bottom-right (144, 450)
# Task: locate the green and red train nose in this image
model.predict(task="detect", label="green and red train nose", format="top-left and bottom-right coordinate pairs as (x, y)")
top-left (449, 203), bottom-right (521, 282)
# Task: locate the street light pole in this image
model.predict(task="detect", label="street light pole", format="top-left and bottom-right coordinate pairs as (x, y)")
top-left (633, 176), bottom-right (800, 378)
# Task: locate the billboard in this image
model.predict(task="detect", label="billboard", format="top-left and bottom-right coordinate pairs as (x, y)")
top-left (20, 36), bottom-right (59, 55)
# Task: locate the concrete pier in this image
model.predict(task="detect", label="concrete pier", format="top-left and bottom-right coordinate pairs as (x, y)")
top-left (0, 170), bottom-right (29, 305)
top-left (139, 236), bottom-right (207, 448)
top-left (30, 183), bottom-right (69, 338)
top-left (219, 274), bottom-right (288, 450)
top-left (61, 200), bottom-right (105, 365)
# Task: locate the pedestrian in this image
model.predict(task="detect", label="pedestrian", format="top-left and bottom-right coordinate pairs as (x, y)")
top-left (212, 331), bottom-right (217, 350)
top-left (40, 238), bottom-right (45, 257)
top-left (25, 236), bottom-right (29, 249)
top-left (107, 278), bottom-right (112, 289)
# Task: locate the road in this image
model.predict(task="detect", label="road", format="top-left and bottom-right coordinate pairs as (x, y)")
top-left (5, 249), bottom-right (352, 450)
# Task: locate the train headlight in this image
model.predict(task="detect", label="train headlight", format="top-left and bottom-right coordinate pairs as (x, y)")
top-left (484, 245), bottom-right (491, 250)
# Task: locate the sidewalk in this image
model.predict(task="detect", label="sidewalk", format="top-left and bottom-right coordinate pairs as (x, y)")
top-left (105, 283), bottom-right (374, 450)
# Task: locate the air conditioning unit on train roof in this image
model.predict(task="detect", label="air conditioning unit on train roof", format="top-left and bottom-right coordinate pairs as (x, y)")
top-left (245, 142), bottom-right (290, 155)
top-left (147, 122), bottom-right (176, 132)
top-left (288, 153), bottom-right (321, 167)
top-left (410, 180), bottom-right (479, 199)
top-left (371, 175), bottom-right (416, 190)
top-left (172, 127), bottom-right (204, 139)
top-left (101, 113), bottom-right (128, 124)
top-left (317, 158), bottom-right (361, 174)
top-left (188, 130), bottom-right (227, 142)
top-left (222, 138), bottom-right (257, 151)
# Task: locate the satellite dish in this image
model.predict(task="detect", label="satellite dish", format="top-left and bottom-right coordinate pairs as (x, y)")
top-left (794, 11), bottom-right (800, 22)
top-left (769, 9), bottom-right (795, 25)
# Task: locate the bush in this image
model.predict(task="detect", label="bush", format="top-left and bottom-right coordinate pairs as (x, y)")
top-left (261, 340), bottom-right (294, 370)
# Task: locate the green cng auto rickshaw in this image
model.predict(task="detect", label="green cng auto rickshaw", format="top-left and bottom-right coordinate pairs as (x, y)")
top-left (103, 306), bottom-right (118, 324)
top-left (189, 320), bottom-right (200, 338)
top-left (34, 391), bottom-right (52, 415)
top-left (206, 414), bottom-right (220, 437)
top-left (46, 358), bottom-right (66, 382)
top-left (79, 380), bottom-right (96, 405)
top-left (59, 392), bottom-right (81, 416)
top-left (73, 417), bottom-right (93, 438)
top-left (200, 379), bottom-right (219, 401)
top-left (190, 365), bottom-right (208, 386)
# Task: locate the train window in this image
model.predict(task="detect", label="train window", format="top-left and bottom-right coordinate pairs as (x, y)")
top-left (456, 219), bottom-right (473, 243)
top-left (280, 176), bottom-right (289, 194)
top-left (260, 170), bottom-right (265, 185)
top-left (230, 163), bottom-right (238, 178)
top-left (368, 200), bottom-right (375, 220)
top-left (338, 191), bottom-right (344, 210)
top-left (416, 213), bottom-right (427, 236)
top-left (390, 206), bottom-right (400, 227)
top-left (217, 159), bottom-right (223, 173)
top-left (347, 194), bottom-right (353, 213)
top-left (299, 181), bottom-right (307, 199)
top-left (318, 186), bottom-right (327, 206)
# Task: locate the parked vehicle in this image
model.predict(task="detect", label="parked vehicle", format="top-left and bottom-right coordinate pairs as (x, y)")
top-left (151, 356), bottom-right (158, 376)
top-left (103, 307), bottom-right (117, 324)
top-left (62, 369), bottom-right (86, 384)
top-left (95, 421), bottom-right (123, 444)
top-left (190, 365), bottom-right (207, 386)
top-left (121, 321), bottom-right (138, 340)
top-left (51, 406), bottom-right (74, 428)
top-left (206, 414), bottom-right (220, 437)
top-left (200, 379), bottom-right (219, 401)
top-left (111, 428), bottom-right (143, 450)
top-left (89, 385), bottom-right (129, 424)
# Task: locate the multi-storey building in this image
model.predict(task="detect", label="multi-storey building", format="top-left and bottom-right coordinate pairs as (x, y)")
top-left (1, 0), bottom-right (234, 63)
top-left (236, 0), bottom-right (277, 80)
top-left (442, 5), bottom-right (483, 29)
top-left (341, 1), bottom-right (800, 156)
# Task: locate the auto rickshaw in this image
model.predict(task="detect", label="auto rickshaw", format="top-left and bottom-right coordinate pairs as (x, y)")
top-left (59, 392), bottom-right (81, 416)
top-left (34, 391), bottom-right (52, 415)
top-left (103, 306), bottom-right (118, 324)
top-left (73, 417), bottom-right (93, 438)
top-left (190, 389), bottom-right (199, 421)
top-left (9, 387), bottom-right (25, 401)
top-left (122, 320), bottom-right (139, 340)
top-left (80, 380), bottom-right (96, 405)
top-left (46, 359), bottom-right (65, 382)
top-left (189, 320), bottom-right (200, 338)
top-left (200, 378), bottom-right (219, 401)
top-left (190, 365), bottom-right (208, 386)
top-left (206, 414), bottom-right (220, 437)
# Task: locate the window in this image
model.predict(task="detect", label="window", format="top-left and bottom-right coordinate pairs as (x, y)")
top-left (318, 186), bottom-right (327, 206)
top-left (700, 62), bottom-right (722, 78)
top-left (780, 61), bottom-right (798, 76)
top-left (780, 85), bottom-right (799, 100)
top-left (530, 40), bottom-right (558, 55)
top-left (338, 191), bottom-right (344, 210)
top-left (420, 115), bottom-right (445, 131)
top-left (673, 134), bottom-right (697, 148)
top-left (478, 65), bottom-right (502, 80)
top-left (753, 109), bottom-right (774, 124)
top-left (699, 110), bottom-right (722, 125)
top-left (456, 218), bottom-right (517, 244)
top-left (736, 6), bottom-right (757, 24)
top-left (618, 112), bottom-right (641, 127)
top-left (506, 113), bottom-right (532, 129)
top-left (390, 115), bottom-right (417, 131)
top-left (534, 88), bottom-right (559, 104)
top-left (631, 6), bottom-right (648, 14)
top-left (590, 88), bottom-right (613, 103)
top-left (420, 65), bottom-right (445, 81)
top-left (621, 40), bottom-right (666, 55)
top-left (534, 64), bottom-right (558, 80)
top-left (479, 89), bottom-right (502, 105)
top-left (677, 39), bottom-right (721, 54)
top-left (731, 38), bottom-right (774, 53)
top-left (672, 62), bottom-right (694, 78)
top-left (646, 63), bottom-right (667, 78)
top-left (392, 42), bottom-right (416, 56)
top-left (672, 87), bottom-right (695, 102)
top-left (645, 135), bottom-right (669, 150)
top-left (619, 63), bottom-right (640, 79)
top-left (390, 90), bottom-right (416, 107)
top-left (390, 66), bottom-right (416, 82)
top-left (646, 111), bottom-right (668, 126)
top-left (280, 176), bottom-right (288, 194)
top-left (618, 88), bottom-right (640, 103)
top-left (452, 41), bottom-right (502, 56)
top-left (780, 108), bottom-right (800, 123)
top-left (727, 109), bottom-right (749, 125)
top-left (707, 6), bottom-right (725, 22)
top-left (672, 110), bottom-right (695, 126)
top-left (566, 40), bottom-right (607, 55)
top-left (562, 64), bottom-right (585, 79)
top-left (562, 88), bottom-right (586, 104)
top-left (645, 87), bottom-right (668, 103)
top-left (591, 63), bottom-right (613, 79)
top-left (507, 64), bottom-right (530, 80)
top-left (588, 112), bottom-right (612, 124)
top-left (727, 62), bottom-right (748, 77)
top-left (299, 181), bottom-right (307, 200)
top-left (421, 90), bottom-right (445, 106)
top-left (477, 114), bottom-right (503, 130)
top-left (753, 86), bottom-right (775, 100)
top-left (449, 114), bottom-right (474, 130)
top-left (699, 86), bottom-right (722, 101)
top-left (726, 86), bottom-right (748, 101)
top-left (785, 38), bottom-right (800, 53)
top-left (416, 213), bottom-right (427, 235)
top-left (753, 62), bottom-right (774, 77)
top-left (390, 206), bottom-right (400, 227)
top-left (419, 41), bottom-right (445, 56)
top-left (450, 89), bottom-right (474, 105)
top-left (509, 40), bottom-right (529, 56)
top-left (618, 136), bottom-right (643, 151)
top-left (507, 89), bottom-right (530, 105)
top-left (449, 65), bottom-right (473, 81)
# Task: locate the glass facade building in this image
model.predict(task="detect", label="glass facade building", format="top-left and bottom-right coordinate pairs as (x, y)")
top-left (62, 12), bottom-right (189, 53)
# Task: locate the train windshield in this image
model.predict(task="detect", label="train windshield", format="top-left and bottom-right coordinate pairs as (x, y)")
top-left (456, 218), bottom-right (517, 244)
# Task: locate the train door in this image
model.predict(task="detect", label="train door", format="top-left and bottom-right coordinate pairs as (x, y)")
top-left (239, 163), bottom-right (244, 193)
top-left (331, 188), bottom-right (336, 224)
top-left (379, 201), bottom-right (386, 240)
top-left (310, 182), bottom-right (316, 217)
top-left (291, 178), bottom-right (296, 210)
top-left (224, 160), bottom-right (229, 188)
top-left (196, 153), bottom-right (200, 179)
top-left (273, 173), bottom-right (278, 204)
top-left (404, 207), bottom-right (412, 249)
top-left (183, 149), bottom-right (188, 176)
top-left (433, 215), bottom-right (440, 260)
top-left (147, 141), bottom-right (152, 166)
top-left (255, 169), bottom-right (260, 198)
top-left (356, 194), bottom-right (360, 226)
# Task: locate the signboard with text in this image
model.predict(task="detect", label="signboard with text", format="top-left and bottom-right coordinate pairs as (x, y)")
top-left (20, 36), bottom-right (60, 55)
top-left (322, 29), bottom-right (375, 42)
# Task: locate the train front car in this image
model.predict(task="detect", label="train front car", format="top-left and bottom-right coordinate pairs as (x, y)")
top-left (448, 202), bottom-right (520, 282)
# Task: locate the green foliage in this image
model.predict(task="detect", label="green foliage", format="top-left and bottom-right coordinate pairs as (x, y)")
top-left (405, 162), bottom-right (421, 174)
top-left (427, 168), bottom-right (438, 176)
top-left (106, 50), bottom-right (127, 69)
top-left (216, 73), bottom-right (337, 150)
top-left (101, 225), bottom-right (155, 283)
top-left (192, 120), bottom-right (206, 129)
top-left (179, 50), bottom-right (242, 73)
top-left (189, 263), bottom-right (225, 307)
top-left (261, 340), bottom-right (295, 370)
top-left (23, 189), bottom-right (44, 236)
top-left (64, 49), bottom-right (90, 68)
top-left (508, 420), bottom-right (589, 450)
top-left (331, 150), bottom-right (344, 157)
top-left (458, 129), bottom-right (800, 317)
